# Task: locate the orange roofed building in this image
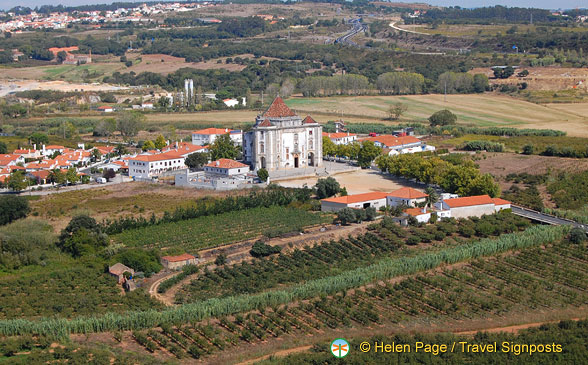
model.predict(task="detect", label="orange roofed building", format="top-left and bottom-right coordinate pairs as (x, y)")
top-left (321, 192), bottom-right (390, 212)
top-left (128, 151), bottom-right (186, 180)
top-left (161, 253), bottom-right (197, 270)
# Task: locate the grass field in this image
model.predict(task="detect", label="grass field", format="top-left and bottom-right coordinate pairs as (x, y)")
top-left (283, 94), bottom-right (588, 136)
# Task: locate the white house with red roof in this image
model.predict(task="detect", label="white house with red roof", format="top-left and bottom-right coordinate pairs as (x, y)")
top-left (163, 142), bottom-right (208, 158)
top-left (361, 135), bottom-right (434, 155)
top-left (42, 145), bottom-right (66, 156)
top-left (160, 253), bottom-right (197, 270)
top-left (192, 128), bottom-right (241, 146)
top-left (322, 131), bottom-right (357, 145)
top-left (243, 97), bottom-right (322, 172)
top-left (386, 187), bottom-right (428, 207)
top-left (321, 192), bottom-right (390, 212)
top-left (204, 159), bottom-right (249, 176)
top-left (403, 207), bottom-right (432, 224)
top-left (128, 151), bottom-right (186, 179)
top-left (0, 154), bottom-right (25, 168)
top-left (13, 148), bottom-right (42, 159)
top-left (438, 195), bottom-right (511, 219)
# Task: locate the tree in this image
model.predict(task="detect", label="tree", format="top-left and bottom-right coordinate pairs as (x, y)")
top-left (154, 134), bottom-right (167, 150)
top-left (65, 167), bottom-right (79, 185)
top-left (250, 241), bottom-right (281, 258)
top-left (257, 168), bottom-right (269, 182)
top-left (57, 215), bottom-right (108, 257)
top-left (425, 187), bottom-right (439, 207)
top-left (522, 144), bottom-right (534, 155)
top-left (322, 136), bottom-right (337, 158)
top-left (357, 140), bottom-right (382, 169)
top-left (56, 50), bottom-right (68, 63)
top-left (29, 132), bottom-right (49, 145)
top-left (0, 141), bottom-right (6, 154)
top-left (473, 74), bottom-right (489, 93)
top-left (115, 144), bottom-right (128, 156)
top-left (185, 152), bottom-right (209, 169)
top-left (215, 253), bottom-right (227, 266)
top-left (209, 134), bottom-right (238, 160)
top-left (569, 227), bottom-right (586, 244)
top-left (49, 169), bottom-right (66, 185)
top-left (116, 111), bottom-right (145, 139)
top-left (7, 171), bottom-right (28, 192)
top-left (337, 208), bottom-right (357, 225)
top-left (493, 66), bottom-right (515, 79)
top-left (103, 168), bottom-right (116, 182)
top-left (93, 118), bottom-right (116, 137)
top-left (0, 195), bottom-right (30, 226)
top-left (117, 249), bottom-right (162, 275)
top-left (315, 177), bottom-right (340, 199)
top-left (142, 140), bottom-right (155, 151)
top-left (429, 109), bottom-right (457, 127)
top-left (388, 102), bottom-right (408, 120)
top-left (91, 148), bottom-right (102, 162)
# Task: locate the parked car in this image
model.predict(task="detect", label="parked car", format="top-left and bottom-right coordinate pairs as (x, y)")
top-left (96, 177), bottom-right (107, 184)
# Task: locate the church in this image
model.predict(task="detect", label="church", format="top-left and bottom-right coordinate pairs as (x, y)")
top-left (243, 97), bottom-right (323, 172)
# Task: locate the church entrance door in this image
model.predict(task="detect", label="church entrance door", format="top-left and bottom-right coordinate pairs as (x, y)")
top-left (308, 152), bottom-right (315, 167)
top-left (294, 156), bottom-right (299, 168)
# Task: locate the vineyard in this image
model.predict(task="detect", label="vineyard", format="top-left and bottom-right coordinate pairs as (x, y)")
top-left (113, 206), bottom-right (331, 251)
top-left (174, 212), bottom-right (531, 303)
top-left (124, 238), bottom-right (588, 361)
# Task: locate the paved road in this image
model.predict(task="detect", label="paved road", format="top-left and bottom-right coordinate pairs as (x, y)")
top-left (512, 205), bottom-right (588, 232)
top-left (335, 18), bottom-right (366, 47)
top-left (388, 21), bottom-right (430, 35)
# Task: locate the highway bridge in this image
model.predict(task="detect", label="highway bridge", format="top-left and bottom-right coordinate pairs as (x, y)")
top-left (334, 18), bottom-right (366, 47)
top-left (512, 205), bottom-right (587, 232)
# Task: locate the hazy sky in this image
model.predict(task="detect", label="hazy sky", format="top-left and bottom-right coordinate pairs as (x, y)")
top-left (0, 0), bottom-right (584, 11)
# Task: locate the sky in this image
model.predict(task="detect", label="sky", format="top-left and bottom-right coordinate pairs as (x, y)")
top-left (0, 0), bottom-right (585, 11)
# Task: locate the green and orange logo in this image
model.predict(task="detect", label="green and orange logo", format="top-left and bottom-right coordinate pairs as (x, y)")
top-left (331, 338), bottom-right (349, 358)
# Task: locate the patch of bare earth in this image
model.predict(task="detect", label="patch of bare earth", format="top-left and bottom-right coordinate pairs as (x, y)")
top-left (476, 152), bottom-right (588, 178)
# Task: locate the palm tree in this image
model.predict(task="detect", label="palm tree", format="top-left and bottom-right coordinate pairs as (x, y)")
top-left (425, 187), bottom-right (439, 208)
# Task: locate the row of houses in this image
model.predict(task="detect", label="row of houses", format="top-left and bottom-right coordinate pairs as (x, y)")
top-left (321, 187), bottom-right (511, 223)
top-left (321, 131), bottom-right (435, 156)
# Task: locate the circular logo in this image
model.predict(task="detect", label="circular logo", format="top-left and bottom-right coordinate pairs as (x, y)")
top-left (331, 338), bottom-right (350, 358)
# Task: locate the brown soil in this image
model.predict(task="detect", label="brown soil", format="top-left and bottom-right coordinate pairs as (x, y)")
top-left (470, 66), bottom-right (588, 91)
top-left (127, 54), bottom-right (246, 75)
top-left (476, 152), bottom-right (588, 178)
top-left (237, 345), bottom-right (313, 365)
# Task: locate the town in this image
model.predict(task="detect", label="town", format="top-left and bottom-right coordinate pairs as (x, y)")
top-left (0, 0), bottom-right (587, 363)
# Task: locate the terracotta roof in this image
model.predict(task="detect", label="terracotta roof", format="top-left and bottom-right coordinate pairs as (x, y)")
top-left (109, 263), bottom-right (134, 275)
top-left (130, 151), bottom-right (184, 162)
top-left (258, 119), bottom-right (273, 127)
top-left (388, 187), bottom-right (428, 199)
top-left (28, 170), bottom-right (50, 179)
top-left (322, 132), bottom-right (356, 139)
top-left (44, 145), bottom-right (65, 149)
top-left (161, 253), bottom-right (195, 263)
top-left (95, 146), bottom-right (115, 154)
top-left (361, 135), bottom-right (421, 148)
top-left (97, 106), bottom-right (112, 110)
top-left (193, 128), bottom-right (232, 135)
top-left (0, 154), bottom-right (21, 166)
top-left (322, 192), bottom-right (390, 204)
top-left (444, 195), bottom-right (494, 208)
top-left (9, 165), bottom-right (25, 170)
top-left (302, 115), bottom-right (317, 124)
top-left (404, 208), bottom-right (429, 216)
top-left (492, 198), bottom-right (511, 206)
top-left (163, 143), bottom-right (207, 156)
top-left (13, 149), bottom-right (37, 154)
top-left (205, 159), bottom-right (248, 169)
top-left (262, 96), bottom-right (296, 118)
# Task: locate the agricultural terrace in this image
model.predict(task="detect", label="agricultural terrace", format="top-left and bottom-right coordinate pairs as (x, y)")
top-left (174, 212), bottom-right (530, 303)
top-left (87, 227), bottom-right (585, 362)
top-left (113, 206), bottom-right (331, 252)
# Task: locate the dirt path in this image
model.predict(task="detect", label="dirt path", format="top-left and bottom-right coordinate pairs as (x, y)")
top-left (153, 221), bottom-right (372, 306)
top-left (237, 345), bottom-right (313, 365)
top-left (454, 318), bottom-right (581, 335)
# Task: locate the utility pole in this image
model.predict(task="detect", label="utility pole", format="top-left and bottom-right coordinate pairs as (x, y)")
top-left (444, 80), bottom-right (447, 102)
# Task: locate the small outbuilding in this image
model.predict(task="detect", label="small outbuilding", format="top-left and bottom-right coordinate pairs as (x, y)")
top-left (108, 263), bottom-right (135, 284)
top-left (321, 192), bottom-right (390, 212)
top-left (161, 253), bottom-right (198, 270)
top-left (387, 187), bottom-right (428, 208)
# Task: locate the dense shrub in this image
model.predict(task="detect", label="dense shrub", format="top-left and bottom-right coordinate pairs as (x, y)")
top-left (0, 195), bottom-right (30, 226)
top-left (250, 241), bottom-right (282, 258)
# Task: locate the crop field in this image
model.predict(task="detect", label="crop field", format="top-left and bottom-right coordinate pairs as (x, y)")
top-left (120, 237), bottom-right (587, 361)
top-left (283, 94), bottom-right (588, 136)
top-left (174, 212), bottom-right (531, 303)
top-left (432, 134), bottom-right (588, 154)
top-left (113, 206), bottom-right (331, 252)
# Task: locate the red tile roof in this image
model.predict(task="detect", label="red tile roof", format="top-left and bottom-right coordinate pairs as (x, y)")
top-left (322, 192), bottom-right (390, 204)
top-left (130, 151), bottom-right (184, 162)
top-left (361, 135), bottom-right (421, 148)
top-left (404, 208), bottom-right (429, 216)
top-left (28, 170), bottom-right (50, 179)
top-left (161, 253), bottom-right (195, 263)
top-left (444, 195), bottom-right (494, 208)
top-left (258, 119), bottom-right (273, 127)
top-left (388, 187), bottom-right (428, 199)
top-left (44, 145), bottom-right (65, 150)
top-left (322, 132), bottom-right (357, 139)
top-left (492, 198), bottom-right (511, 206)
top-left (263, 96), bottom-right (296, 118)
top-left (0, 154), bottom-right (21, 166)
top-left (303, 115), bottom-right (317, 124)
top-left (193, 128), bottom-right (232, 135)
top-left (205, 159), bottom-right (248, 169)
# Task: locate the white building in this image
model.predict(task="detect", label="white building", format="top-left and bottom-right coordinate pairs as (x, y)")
top-left (243, 97), bottom-right (322, 172)
top-left (321, 192), bottom-right (390, 212)
top-left (42, 145), bottom-right (66, 156)
top-left (322, 132), bottom-right (357, 145)
top-left (128, 151), bottom-right (186, 179)
top-left (192, 128), bottom-right (241, 146)
top-left (386, 187), bottom-right (428, 207)
top-left (439, 195), bottom-right (510, 219)
top-left (403, 207), bottom-right (431, 224)
top-left (0, 154), bottom-right (25, 167)
top-left (203, 159), bottom-right (249, 176)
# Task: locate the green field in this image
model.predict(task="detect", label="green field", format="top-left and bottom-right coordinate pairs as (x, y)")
top-left (113, 206), bottom-right (331, 252)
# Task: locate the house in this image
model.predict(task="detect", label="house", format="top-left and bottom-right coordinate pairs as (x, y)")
top-left (0, 154), bottom-right (25, 167)
top-left (387, 187), bottom-right (428, 207)
top-left (161, 253), bottom-right (197, 270)
top-left (192, 128), bottom-right (237, 146)
top-left (94, 145), bottom-right (116, 157)
top-left (108, 263), bottom-right (135, 284)
top-left (27, 170), bottom-right (50, 184)
top-left (321, 192), bottom-right (390, 212)
top-left (403, 207), bottom-right (431, 224)
top-left (164, 142), bottom-right (208, 158)
top-left (42, 145), bottom-right (66, 156)
top-left (492, 198), bottom-right (512, 212)
top-left (322, 131), bottom-right (357, 145)
top-left (128, 151), bottom-right (186, 179)
top-left (439, 195), bottom-right (498, 219)
top-left (13, 148), bottom-right (42, 159)
top-left (204, 159), bottom-right (249, 176)
top-left (223, 98), bottom-right (239, 107)
top-left (97, 106), bottom-right (114, 113)
top-left (361, 135), bottom-right (422, 150)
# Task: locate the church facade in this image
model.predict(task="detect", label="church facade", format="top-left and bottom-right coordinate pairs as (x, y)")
top-left (243, 97), bottom-right (322, 172)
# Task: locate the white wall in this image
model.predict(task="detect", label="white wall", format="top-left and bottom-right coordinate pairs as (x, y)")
top-left (387, 196), bottom-right (426, 207)
top-left (443, 203), bottom-right (495, 219)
